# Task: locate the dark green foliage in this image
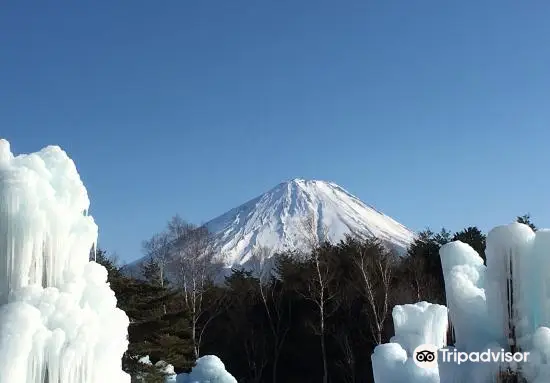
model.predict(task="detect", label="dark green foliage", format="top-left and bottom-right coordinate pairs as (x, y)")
top-left (104, 233), bottom-right (451, 382)
top-left (141, 257), bottom-right (168, 287)
top-left (199, 237), bottom-right (427, 383)
top-left (434, 228), bottom-right (453, 245)
top-left (92, 247), bottom-right (123, 280)
top-left (452, 226), bottom-right (486, 264)
top-left (123, 355), bottom-right (168, 383)
top-left (404, 228), bottom-right (450, 303)
top-left (224, 270), bottom-right (269, 382)
top-left (94, 250), bottom-right (195, 378)
top-left (103, 212), bottom-right (539, 382)
top-left (121, 277), bottom-right (195, 373)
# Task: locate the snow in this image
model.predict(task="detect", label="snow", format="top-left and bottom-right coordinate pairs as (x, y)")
top-left (138, 355), bottom-right (153, 365)
top-left (0, 139), bottom-right (130, 382)
top-left (138, 355), bottom-right (236, 383)
top-left (127, 178), bottom-right (415, 274)
top-left (207, 178), bottom-right (415, 265)
top-left (372, 222), bottom-right (550, 383)
top-left (172, 355), bottom-right (237, 383)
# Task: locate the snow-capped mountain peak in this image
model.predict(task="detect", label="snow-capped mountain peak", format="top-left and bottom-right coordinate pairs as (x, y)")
top-left (205, 178), bottom-right (415, 266)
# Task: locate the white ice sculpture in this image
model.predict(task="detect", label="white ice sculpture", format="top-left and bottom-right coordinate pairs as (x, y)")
top-left (173, 355), bottom-right (238, 383)
top-left (390, 301), bottom-right (448, 355)
top-left (0, 139), bottom-right (130, 383)
top-left (371, 302), bottom-right (447, 383)
top-left (372, 222), bottom-right (550, 383)
top-left (440, 241), bottom-right (491, 352)
top-left (138, 354), bottom-right (237, 383)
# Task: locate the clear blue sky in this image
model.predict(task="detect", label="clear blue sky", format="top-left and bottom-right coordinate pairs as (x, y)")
top-left (2, 1), bottom-right (549, 264)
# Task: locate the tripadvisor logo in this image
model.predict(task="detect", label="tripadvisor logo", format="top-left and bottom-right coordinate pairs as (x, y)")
top-left (413, 344), bottom-right (438, 368)
top-left (413, 344), bottom-right (530, 368)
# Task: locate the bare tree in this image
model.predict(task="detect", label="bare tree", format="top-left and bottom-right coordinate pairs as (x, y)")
top-left (166, 214), bottom-right (195, 242)
top-left (298, 214), bottom-right (339, 383)
top-left (329, 275), bottom-right (358, 383)
top-left (398, 254), bottom-right (440, 304)
top-left (404, 255), bottom-right (425, 302)
top-left (141, 232), bottom-right (172, 316)
top-left (142, 232), bottom-right (171, 289)
top-left (168, 217), bottom-right (223, 359)
top-left (250, 246), bottom-right (292, 383)
top-left (350, 238), bottom-right (396, 345)
top-left (333, 326), bottom-right (356, 383)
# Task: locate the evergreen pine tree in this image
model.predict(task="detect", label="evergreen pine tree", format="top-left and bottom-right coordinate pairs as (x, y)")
top-left (452, 226), bottom-right (486, 264)
top-left (406, 228), bottom-right (450, 303)
top-left (91, 247), bottom-right (123, 281)
top-left (141, 257), bottom-right (164, 286)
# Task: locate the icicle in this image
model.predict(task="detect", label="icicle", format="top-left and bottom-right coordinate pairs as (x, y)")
top-left (0, 140), bottom-right (130, 383)
top-left (372, 223), bottom-right (550, 382)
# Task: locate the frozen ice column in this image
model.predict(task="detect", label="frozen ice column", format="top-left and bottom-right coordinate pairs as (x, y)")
top-left (526, 230), bottom-right (550, 331)
top-left (0, 139), bottom-right (130, 383)
top-left (372, 302), bottom-right (447, 383)
top-left (485, 223), bottom-right (535, 350)
top-left (390, 301), bottom-right (448, 354)
top-left (439, 241), bottom-right (490, 351)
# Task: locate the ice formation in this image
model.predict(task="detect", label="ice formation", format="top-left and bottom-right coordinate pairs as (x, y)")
top-left (0, 139), bottom-right (130, 382)
top-left (371, 302), bottom-right (447, 383)
top-left (143, 355), bottom-right (237, 383)
top-left (390, 301), bottom-right (449, 354)
top-left (372, 222), bottom-right (550, 383)
top-left (175, 355), bottom-right (237, 383)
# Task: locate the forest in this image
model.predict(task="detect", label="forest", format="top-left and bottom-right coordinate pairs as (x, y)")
top-left (96, 214), bottom-right (537, 383)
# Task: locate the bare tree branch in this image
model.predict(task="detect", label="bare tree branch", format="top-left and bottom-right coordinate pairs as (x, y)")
top-left (350, 239), bottom-right (396, 345)
top-left (142, 232), bottom-right (171, 289)
top-left (295, 213), bottom-right (338, 383)
top-left (250, 246), bottom-right (292, 383)
top-left (167, 217), bottom-right (223, 359)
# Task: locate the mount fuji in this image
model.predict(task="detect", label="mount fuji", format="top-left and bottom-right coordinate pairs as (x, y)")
top-left (126, 179), bottom-right (415, 275)
top-left (205, 178), bottom-right (415, 266)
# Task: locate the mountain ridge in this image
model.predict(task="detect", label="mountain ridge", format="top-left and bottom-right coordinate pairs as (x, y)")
top-left (128, 178), bottom-right (415, 274)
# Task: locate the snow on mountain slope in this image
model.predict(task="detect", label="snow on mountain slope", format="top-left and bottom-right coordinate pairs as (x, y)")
top-left (125, 179), bottom-right (416, 276)
top-left (204, 178), bottom-right (415, 266)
